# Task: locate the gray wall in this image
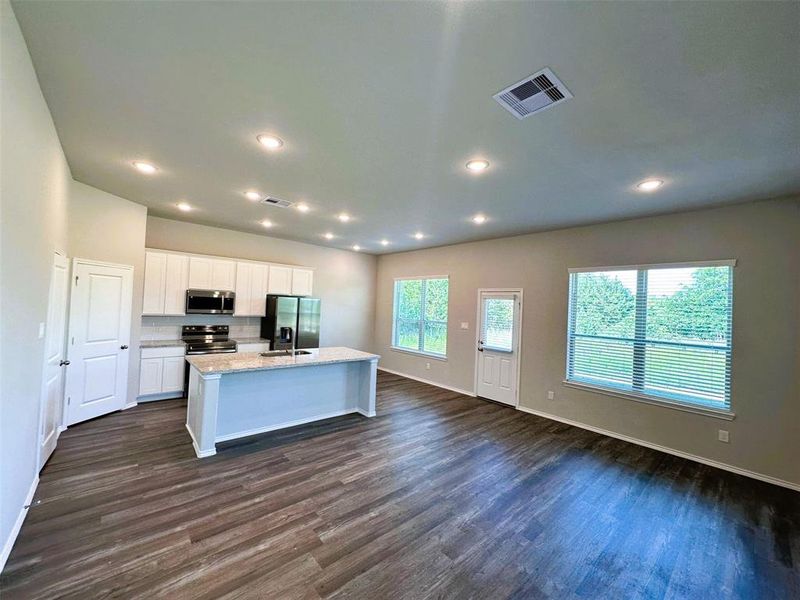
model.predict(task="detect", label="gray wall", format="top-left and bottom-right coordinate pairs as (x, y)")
top-left (145, 216), bottom-right (377, 351)
top-left (375, 199), bottom-right (800, 486)
top-left (0, 0), bottom-right (71, 560)
top-left (68, 180), bottom-right (147, 405)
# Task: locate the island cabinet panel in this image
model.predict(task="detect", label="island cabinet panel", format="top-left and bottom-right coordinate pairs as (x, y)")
top-left (142, 251), bottom-right (167, 315)
top-left (164, 253), bottom-right (189, 315)
top-left (267, 265), bottom-right (292, 294)
top-left (234, 262), bottom-right (270, 316)
top-left (185, 347), bottom-right (378, 457)
top-left (291, 268), bottom-right (314, 296)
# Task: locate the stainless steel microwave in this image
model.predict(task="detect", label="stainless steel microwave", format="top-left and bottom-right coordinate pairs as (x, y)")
top-left (185, 289), bottom-right (235, 314)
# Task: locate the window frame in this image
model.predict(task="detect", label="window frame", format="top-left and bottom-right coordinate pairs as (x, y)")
top-left (391, 275), bottom-right (449, 359)
top-left (564, 260), bottom-right (736, 419)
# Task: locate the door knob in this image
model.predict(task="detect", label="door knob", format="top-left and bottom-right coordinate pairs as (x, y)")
top-left (120, 345), bottom-right (129, 350)
top-left (59, 359), bottom-right (70, 366)
top-left (477, 340), bottom-right (484, 352)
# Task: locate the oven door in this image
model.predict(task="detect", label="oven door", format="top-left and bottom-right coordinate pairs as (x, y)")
top-left (186, 290), bottom-right (235, 314)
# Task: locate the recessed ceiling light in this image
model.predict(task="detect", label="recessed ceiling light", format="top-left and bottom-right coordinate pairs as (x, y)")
top-left (260, 219), bottom-right (273, 228)
top-left (472, 214), bottom-right (487, 224)
top-left (414, 232), bottom-right (424, 240)
top-left (637, 179), bottom-right (664, 192)
top-left (338, 213), bottom-right (351, 223)
top-left (466, 159), bottom-right (490, 172)
top-left (323, 232), bottom-right (334, 240)
top-left (244, 191), bottom-right (262, 201)
top-left (133, 161), bottom-right (157, 174)
top-left (380, 239), bottom-right (390, 246)
top-left (296, 202), bottom-right (310, 213)
top-left (257, 134), bottom-right (283, 150)
top-left (352, 244), bottom-right (361, 251)
top-left (177, 202), bottom-right (192, 212)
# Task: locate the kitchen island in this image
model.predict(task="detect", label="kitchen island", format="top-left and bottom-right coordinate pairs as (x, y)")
top-left (184, 347), bottom-right (379, 458)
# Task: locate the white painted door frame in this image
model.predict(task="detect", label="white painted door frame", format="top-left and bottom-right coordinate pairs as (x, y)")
top-left (473, 288), bottom-right (524, 407)
top-left (63, 258), bottom-right (134, 426)
top-left (37, 252), bottom-right (70, 470)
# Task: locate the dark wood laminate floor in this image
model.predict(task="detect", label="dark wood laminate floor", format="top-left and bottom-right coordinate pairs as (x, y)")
top-left (2, 371), bottom-right (798, 599)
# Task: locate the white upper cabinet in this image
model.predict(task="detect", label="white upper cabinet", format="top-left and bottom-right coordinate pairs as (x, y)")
top-left (234, 262), bottom-right (253, 316)
top-left (144, 251), bottom-right (190, 315)
top-left (267, 265), bottom-right (292, 294)
top-left (249, 263), bottom-right (270, 316)
top-left (164, 253), bottom-right (189, 315)
top-left (235, 261), bottom-right (270, 316)
top-left (143, 249), bottom-right (312, 316)
top-left (291, 268), bottom-right (314, 296)
top-left (189, 256), bottom-right (236, 291)
top-left (188, 256), bottom-right (213, 289)
top-left (212, 259), bottom-right (236, 291)
top-left (142, 251), bottom-right (167, 315)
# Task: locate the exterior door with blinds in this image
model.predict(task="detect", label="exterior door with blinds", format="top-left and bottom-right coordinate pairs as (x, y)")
top-left (476, 291), bottom-right (521, 406)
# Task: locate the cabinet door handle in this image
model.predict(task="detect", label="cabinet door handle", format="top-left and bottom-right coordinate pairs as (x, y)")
top-left (120, 345), bottom-right (129, 350)
top-left (59, 359), bottom-right (70, 366)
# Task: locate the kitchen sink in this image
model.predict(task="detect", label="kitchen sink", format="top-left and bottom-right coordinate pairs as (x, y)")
top-left (259, 350), bottom-right (313, 357)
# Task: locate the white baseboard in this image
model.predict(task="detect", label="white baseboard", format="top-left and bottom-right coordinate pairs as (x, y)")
top-left (516, 405), bottom-right (800, 492)
top-left (184, 424), bottom-right (216, 458)
top-left (377, 367), bottom-right (475, 397)
top-left (356, 408), bottom-right (376, 418)
top-left (123, 401), bottom-right (138, 410)
top-left (1, 475), bottom-right (39, 573)
top-left (137, 392), bottom-right (183, 403)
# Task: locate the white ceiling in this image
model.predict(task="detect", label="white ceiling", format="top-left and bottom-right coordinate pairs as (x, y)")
top-left (12, 1), bottom-right (800, 254)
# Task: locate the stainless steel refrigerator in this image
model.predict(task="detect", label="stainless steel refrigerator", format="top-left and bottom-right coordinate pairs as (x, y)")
top-left (261, 295), bottom-right (321, 350)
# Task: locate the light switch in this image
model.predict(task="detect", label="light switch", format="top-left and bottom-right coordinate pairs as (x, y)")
top-left (547, 390), bottom-right (555, 400)
top-left (460, 322), bottom-right (469, 330)
top-left (38, 322), bottom-right (46, 339)
top-left (718, 430), bottom-right (730, 443)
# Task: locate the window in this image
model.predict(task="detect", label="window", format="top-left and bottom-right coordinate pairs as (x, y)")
top-left (392, 277), bottom-right (448, 357)
top-left (566, 262), bottom-right (734, 412)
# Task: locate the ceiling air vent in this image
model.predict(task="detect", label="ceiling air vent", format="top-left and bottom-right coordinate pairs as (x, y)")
top-left (493, 67), bottom-right (572, 120)
top-left (260, 196), bottom-right (293, 208)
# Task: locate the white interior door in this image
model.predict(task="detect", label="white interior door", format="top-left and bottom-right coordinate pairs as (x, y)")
top-left (39, 253), bottom-right (70, 469)
top-left (476, 291), bottom-right (522, 406)
top-left (65, 260), bottom-right (134, 425)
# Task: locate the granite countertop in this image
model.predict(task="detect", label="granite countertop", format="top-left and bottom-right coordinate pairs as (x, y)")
top-left (185, 346), bottom-right (380, 375)
top-left (232, 337), bottom-right (271, 345)
top-left (140, 337), bottom-right (270, 349)
top-left (140, 339), bottom-right (185, 349)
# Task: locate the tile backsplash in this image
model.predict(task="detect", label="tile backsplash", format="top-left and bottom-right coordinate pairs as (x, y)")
top-left (141, 316), bottom-right (262, 341)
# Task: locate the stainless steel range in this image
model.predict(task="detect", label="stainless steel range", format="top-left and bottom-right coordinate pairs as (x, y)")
top-left (181, 325), bottom-right (237, 355)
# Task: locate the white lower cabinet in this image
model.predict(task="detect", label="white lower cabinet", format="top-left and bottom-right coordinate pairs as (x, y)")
top-left (162, 356), bottom-right (186, 392)
top-left (139, 358), bottom-right (164, 395)
top-left (139, 347), bottom-right (186, 398)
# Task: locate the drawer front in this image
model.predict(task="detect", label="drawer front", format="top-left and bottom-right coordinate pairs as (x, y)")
top-left (141, 345), bottom-right (185, 359)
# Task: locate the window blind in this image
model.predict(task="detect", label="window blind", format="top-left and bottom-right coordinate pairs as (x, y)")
top-left (566, 263), bottom-right (733, 410)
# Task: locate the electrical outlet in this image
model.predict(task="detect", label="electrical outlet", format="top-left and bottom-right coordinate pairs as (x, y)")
top-left (425, 362), bottom-right (431, 370)
top-left (460, 322), bottom-right (469, 330)
top-left (718, 429), bottom-right (730, 443)
top-left (547, 390), bottom-right (555, 400)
